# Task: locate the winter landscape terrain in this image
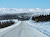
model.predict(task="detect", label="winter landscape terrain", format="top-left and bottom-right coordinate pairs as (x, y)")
top-left (0, 8), bottom-right (50, 37)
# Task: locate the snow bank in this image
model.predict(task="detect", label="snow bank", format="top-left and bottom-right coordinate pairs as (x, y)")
top-left (26, 20), bottom-right (50, 37)
top-left (0, 19), bottom-right (21, 32)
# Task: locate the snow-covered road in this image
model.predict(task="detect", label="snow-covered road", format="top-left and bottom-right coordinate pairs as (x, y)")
top-left (0, 21), bottom-right (48, 37)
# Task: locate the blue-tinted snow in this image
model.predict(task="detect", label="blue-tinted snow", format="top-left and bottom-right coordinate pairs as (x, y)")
top-left (26, 20), bottom-right (50, 37)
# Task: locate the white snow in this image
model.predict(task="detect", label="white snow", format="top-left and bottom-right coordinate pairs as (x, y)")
top-left (26, 20), bottom-right (50, 37)
top-left (0, 8), bottom-right (50, 16)
top-left (0, 8), bottom-right (50, 37)
top-left (0, 21), bottom-right (48, 37)
top-left (0, 19), bottom-right (19, 32)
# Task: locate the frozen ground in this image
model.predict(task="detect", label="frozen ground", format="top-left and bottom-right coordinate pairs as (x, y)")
top-left (26, 20), bottom-right (50, 37)
top-left (0, 8), bottom-right (50, 37)
top-left (0, 20), bottom-right (48, 37)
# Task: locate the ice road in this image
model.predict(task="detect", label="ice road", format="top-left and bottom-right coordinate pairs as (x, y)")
top-left (0, 21), bottom-right (48, 37)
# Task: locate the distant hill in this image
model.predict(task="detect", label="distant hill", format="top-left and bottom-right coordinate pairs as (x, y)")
top-left (0, 8), bottom-right (50, 20)
top-left (0, 13), bottom-right (33, 20)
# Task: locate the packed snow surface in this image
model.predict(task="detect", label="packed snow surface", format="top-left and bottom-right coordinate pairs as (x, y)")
top-left (26, 20), bottom-right (50, 37)
top-left (0, 20), bottom-right (48, 37)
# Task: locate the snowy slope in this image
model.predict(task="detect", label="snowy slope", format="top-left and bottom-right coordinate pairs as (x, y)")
top-left (0, 19), bottom-right (20, 32)
top-left (0, 8), bottom-right (50, 16)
